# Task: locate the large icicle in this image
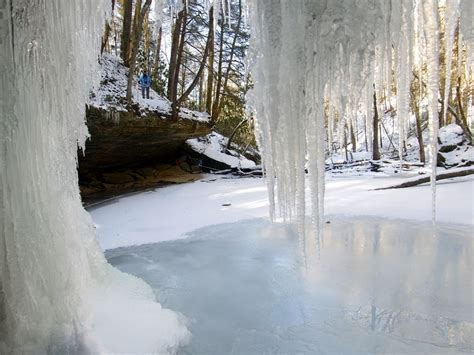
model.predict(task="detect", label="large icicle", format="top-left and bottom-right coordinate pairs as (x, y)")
top-left (396, 0), bottom-right (413, 165)
top-left (0, 1), bottom-right (189, 353)
top-left (422, 0), bottom-right (441, 225)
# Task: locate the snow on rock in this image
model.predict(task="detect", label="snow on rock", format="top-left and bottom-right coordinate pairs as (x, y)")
top-left (186, 132), bottom-right (256, 170)
top-left (439, 123), bottom-right (466, 147)
top-left (438, 124), bottom-right (473, 168)
top-left (88, 53), bottom-right (209, 122)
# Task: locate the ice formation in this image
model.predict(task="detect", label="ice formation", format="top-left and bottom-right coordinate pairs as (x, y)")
top-left (0, 0), bottom-right (188, 353)
top-left (247, 0), bottom-right (473, 230)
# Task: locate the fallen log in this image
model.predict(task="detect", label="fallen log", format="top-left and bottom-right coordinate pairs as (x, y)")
top-left (375, 168), bottom-right (474, 190)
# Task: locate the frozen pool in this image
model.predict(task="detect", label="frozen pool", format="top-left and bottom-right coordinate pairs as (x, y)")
top-left (106, 218), bottom-right (473, 354)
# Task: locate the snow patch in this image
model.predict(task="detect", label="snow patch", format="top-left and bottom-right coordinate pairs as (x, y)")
top-left (186, 132), bottom-right (257, 169)
top-left (438, 124), bottom-right (473, 168)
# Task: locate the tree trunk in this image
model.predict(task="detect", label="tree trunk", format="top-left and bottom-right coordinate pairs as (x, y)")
top-left (101, 21), bottom-right (111, 55)
top-left (180, 52), bottom-right (186, 97)
top-left (375, 168), bottom-right (474, 190)
top-left (171, 4), bottom-right (188, 121)
top-left (198, 71), bottom-right (204, 111)
top-left (414, 103), bottom-right (426, 164)
top-left (226, 117), bottom-right (247, 152)
top-left (350, 120), bottom-right (357, 152)
top-left (439, 95), bottom-right (445, 128)
top-left (215, 0), bottom-right (243, 120)
top-left (143, 14), bottom-right (151, 71)
top-left (177, 6), bottom-right (214, 106)
top-left (167, 6), bottom-right (185, 99)
top-left (152, 26), bottom-right (162, 90)
top-left (344, 124), bottom-right (349, 162)
top-left (211, 15), bottom-right (226, 122)
top-left (120, 0), bottom-right (133, 65)
top-left (456, 76), bottom-right (473, 142)
top-left (125, 0), bottom-right (152, 106)
top-left (372, 86), bottom-right (381, 160)
top-left (127, 0), bottom-right (142, 66)
top-left (206, 22), bottom-right (215, 114)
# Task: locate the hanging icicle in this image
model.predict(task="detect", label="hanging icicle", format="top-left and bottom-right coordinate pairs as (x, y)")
top-left (247, 0), bottom-right (469, 237)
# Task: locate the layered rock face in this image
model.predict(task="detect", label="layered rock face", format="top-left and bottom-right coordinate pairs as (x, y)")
top-left (78, 107), bottom-right (211, 203)
top-left (80, 106), bottom-right (210, 171)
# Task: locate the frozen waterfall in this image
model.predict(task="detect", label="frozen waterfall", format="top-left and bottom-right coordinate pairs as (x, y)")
top-left (0, 1), bottom-right (188, 353)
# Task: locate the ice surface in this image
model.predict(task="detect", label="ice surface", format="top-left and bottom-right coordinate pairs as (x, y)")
top-left (106, 218), bottom-right (473, 354)
top-left (0, 1), bottom-right (188, 352)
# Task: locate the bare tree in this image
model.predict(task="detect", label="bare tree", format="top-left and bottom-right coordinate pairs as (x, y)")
top-left (170, 4), bottom-right (188, 120)
top-left (167, 4), bottom-right (186, 99)
top-left (177, 6), bottom-right (214, 104)
top-left (125, 0), bottom-right (152, 105)
top-left (152, 26), bottom-right (162, 87)
top-left (120, 0), bottom-right (133, 65)
top-left (206, 21), bottom-right (215, 114)
top-left (214, 0), bottom-right (243, 122)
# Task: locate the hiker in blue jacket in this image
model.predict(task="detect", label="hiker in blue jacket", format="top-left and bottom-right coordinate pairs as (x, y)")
top-left (139, 71), bottom-right (152, 99)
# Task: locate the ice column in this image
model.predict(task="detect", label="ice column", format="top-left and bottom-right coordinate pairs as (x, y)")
top-left (0, 1), bottom-right (107, 351)
top-left (0, 1), bottom-right (189, 353)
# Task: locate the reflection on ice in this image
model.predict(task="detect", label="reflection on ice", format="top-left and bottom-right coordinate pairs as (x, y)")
top-left (106, 218), bottom-right (473, 354)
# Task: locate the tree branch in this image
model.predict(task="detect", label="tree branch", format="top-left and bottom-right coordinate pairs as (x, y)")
top-left (375, 168), bottom-right (474, 190)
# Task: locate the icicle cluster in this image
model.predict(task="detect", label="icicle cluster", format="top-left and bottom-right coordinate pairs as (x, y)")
top-left (247, 0), bottom-right (472, 233)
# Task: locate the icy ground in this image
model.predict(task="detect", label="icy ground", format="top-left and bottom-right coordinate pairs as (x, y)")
top-left (89, 172), bottom-right (473, 353)
top-left (90, 172), bottom-right (473, 250)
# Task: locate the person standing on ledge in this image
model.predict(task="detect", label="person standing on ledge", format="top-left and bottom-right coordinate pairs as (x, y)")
top-left (139, 71), bottom-right (152, 99)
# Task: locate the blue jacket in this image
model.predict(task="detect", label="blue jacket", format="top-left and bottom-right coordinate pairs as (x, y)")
top-left (139, 74), bottom-right (152, 88)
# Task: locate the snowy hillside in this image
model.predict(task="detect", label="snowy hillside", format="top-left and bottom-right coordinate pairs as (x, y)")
top-left (88, 53), bottom-right (209, 122)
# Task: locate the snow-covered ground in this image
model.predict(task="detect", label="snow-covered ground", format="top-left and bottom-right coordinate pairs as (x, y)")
top-left (90, 171), bottom-right (473, 250)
